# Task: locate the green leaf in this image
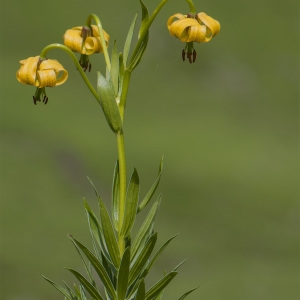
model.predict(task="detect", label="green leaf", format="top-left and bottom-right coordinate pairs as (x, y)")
top-left (138, 0), bottom-right (149, 39)
top-left (87, 177), bottom-right (100, 198)
top-left (120, 168), bottom-right (140, 237)
top-left (177, 287), bottom-right (198, 300)
top-left (123, 13), bottom-right (138, 68)
top-left (84, 200), bottom-right (105, 259)
top-left (131, 196), bottom-right (161, 259)
top-left (117, 52), bottom-right (125, 99)
top-left (135, 279), bottom-right (146, 300)
top-left (68, 234), bottom-right (93, 282)
top-left (145, 271), bottom-right (178, 300)
top-left (138, 157), bottom-right (163, 213)
top-left (80, 284), bottom-right (88, 300)
top-left (67, 268), bottom-right (104, 300)
top-left (128, 35), bottom-right (148, 72)
top-left (117, 247), bottom-right (131, 300)
top-left (141, 234), bottom-right (178, 279)
top-left (42, 275), bottom-right (72, 300)
top-left (173, 259), bottom-right (187, 272)
top-left (129, 232), bottom-right (157, 285)
top-left (110, 41), bottom-right (119, 96)
top-left (99, 198), bottom-right (121, 268)
top-left (127, 0), bottom-right (149, 72)
top-left (112, 160), bottom-right (120, 231)
top-left (69, 236), bottom-right (116, 300)
top-left (97, 71), bottom-right (122, 134)
top-left (64, 281), bottom-right (77, 299)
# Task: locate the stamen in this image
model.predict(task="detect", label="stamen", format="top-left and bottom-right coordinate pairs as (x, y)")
top-left (192, 49), bottom-right (196, 63)
top-left (182, 49), bottom-right (186, 61)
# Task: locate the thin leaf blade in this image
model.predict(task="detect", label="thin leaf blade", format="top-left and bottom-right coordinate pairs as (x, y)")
top-left (145, 271), bottom-right (178, 300)
top-left (99, 198), bottom-right (121, 268)
top-left (120, 168), bottom-right (140, 237)
top-left (67, 269), bottom-right (104, 300)
top-left (117, 247), bottom-right (131, 300)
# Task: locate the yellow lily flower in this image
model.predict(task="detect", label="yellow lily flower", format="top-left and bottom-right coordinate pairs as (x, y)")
top-left (64, 25), bottom-right (109, 55)
top-left (16, 56), bottom-right (68, 104)
top-left (63, 25), bottom-right (109, 71)
top-left (167, 12), bottom-right (220, 63)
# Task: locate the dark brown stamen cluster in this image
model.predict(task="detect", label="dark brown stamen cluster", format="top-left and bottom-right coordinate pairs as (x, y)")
top-left (182, 49), bottom-right (196, 63)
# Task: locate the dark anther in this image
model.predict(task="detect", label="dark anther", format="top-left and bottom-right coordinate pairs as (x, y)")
top-left (33, 96), bottom-right (37, 105)
top-left (88, 62), bottom-right (92, 72)
top-left (187, 51), bottom-right (192, 63)
top-left (192, 49), bottom-right (197, 63)
top-left (43, 96), bottom-right (48, 104)
top-left (182, 49), bottom-right (186, 61)
top-left (187, 13), bottom-right (195, 19)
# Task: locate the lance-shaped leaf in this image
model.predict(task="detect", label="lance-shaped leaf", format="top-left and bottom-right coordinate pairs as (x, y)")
top-left (120, 168), bottom-right (139, 237)
top-left (84, 199), bottom-right (110, 261)
top-left (67, 268), bottom-right (104, 300)
top-left (128, 0), bottom-right (149, 71)
top-left (112, 160), bottom-right (120, 231)
top-left (97, 71), bottom-right (122, 134)
top-left (69, 236), bottom-right (116, 300)
top-left (68, 234), bottom-right (94, 283)
top-left (145, 271), bottom-right (178, 300)
top-left (117, 247), bottom-right (131, 300)
top-left (135, 279), bottom-right (146, 300)
top-left (99, 198), bottom-right (121, 268)
top-left (131, 196), bottom-right (161, 259)
top-left (123, 13), bottom-right (138, 68)
top-left (138, 157), bottom-right (163, 213)
top-left (177, 287), bottom-right (198, 300)
top-left (140, 234), bottom-right (178, 279)
top-left (110, 41), bottom-right (119, 96)
top-left (42, 275), bottom-right (72, 300)
top-left (129, 232), bottom-right (157, 284)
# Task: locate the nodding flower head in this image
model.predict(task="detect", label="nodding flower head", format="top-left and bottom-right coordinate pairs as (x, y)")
top-left (63, 25), bottom-right (110, 71)
top-left (16, 56), bottom-right (68, 104)
top-left (167, 12), bottom-right (220, 63)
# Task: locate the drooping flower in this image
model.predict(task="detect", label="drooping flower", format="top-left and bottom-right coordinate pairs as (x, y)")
top-left (16, 56), bottom-right (68, 104)
top-left (63, 25), bottom-right (110, 71)
top-left (167, 12), bottom-right (220, 63)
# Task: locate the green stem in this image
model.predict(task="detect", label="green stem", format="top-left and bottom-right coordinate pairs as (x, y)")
top-left (39, 44), bottom-right (99, 103)
top-left (185, 0), bottom-right (196, 13)
top-left (85, 14), bottom-right (111, 71)
top-left (116, 132), bottom-right (126, 254)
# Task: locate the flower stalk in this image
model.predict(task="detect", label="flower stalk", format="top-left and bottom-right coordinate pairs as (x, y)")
top-left (40, 44), bottom-right (99, 101)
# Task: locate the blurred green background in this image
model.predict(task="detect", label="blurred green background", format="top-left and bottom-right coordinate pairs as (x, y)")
top-left (0, 0), bottom-right (299, 299)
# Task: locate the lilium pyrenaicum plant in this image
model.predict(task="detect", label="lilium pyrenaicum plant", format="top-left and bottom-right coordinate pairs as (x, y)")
top-left (167, 12), bottom-right (220, 63)
top-left (16, 56), bottom-right (68, 104)
top-left (16, 0), bottom-right (220, 298)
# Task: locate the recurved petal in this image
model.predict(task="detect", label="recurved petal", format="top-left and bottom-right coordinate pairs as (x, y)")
top-left (167, 13), bottom-right (187, 30)
top-left (16, 56), bottom-right (39, 86)
top-left (168, 18), bottom-right (200, 42)
top-left (187, 24), bottom-right (207, 43)
top-left (39, 59), bottom-right (68, 87)
top-left (85, 36), bottom-right (101, 54)
top-left (196, 12), bottom-right (221, 41)
top-left (90, 25), bottom-right (110, 46)
top-left (63, 27), bottom-right (85, 53)
top-left (37, 69), bottom-right (57, 88)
